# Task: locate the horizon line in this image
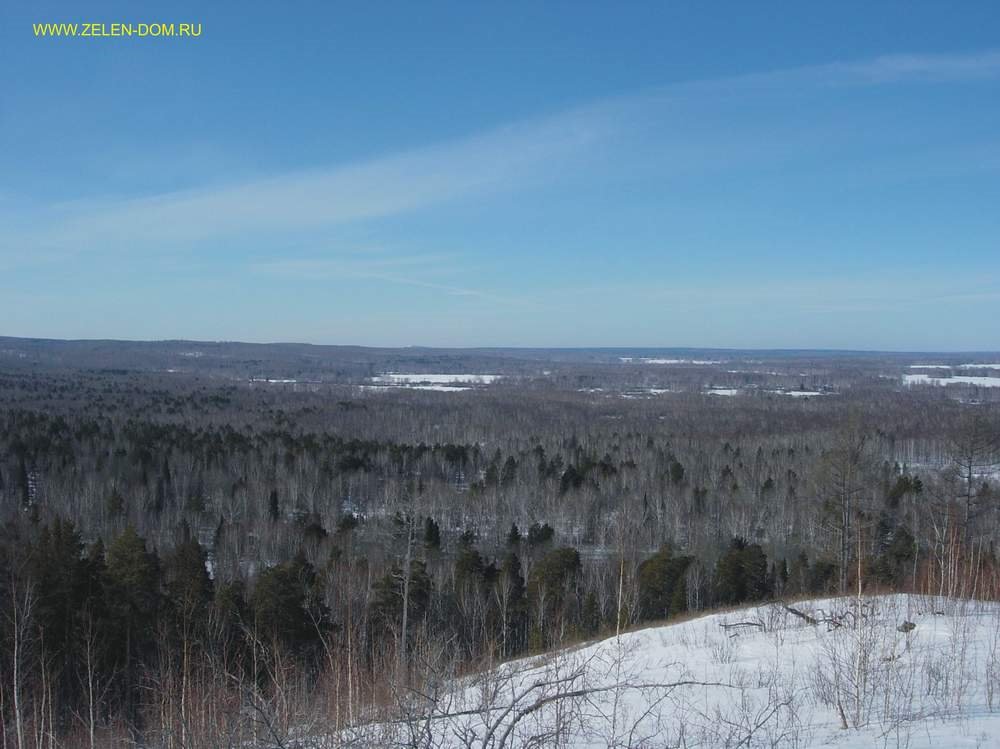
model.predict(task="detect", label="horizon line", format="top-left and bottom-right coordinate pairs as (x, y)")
top-left (2, 334), bottom-right (999, 356)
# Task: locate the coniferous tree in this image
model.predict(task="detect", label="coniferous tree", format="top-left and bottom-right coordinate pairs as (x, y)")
top-left (637, 547), bottom-right (693, 621)
top-left (268, 488), bottom-right (280, 521)
top-left (495, 551), bottom-right (527, 655)
top-left (423, 516), bottom-right (441, 550)
top-left (166, 537), bottom-right (213, 617)
top-left (105, 525), bottom-right (162, 722)
top-left (251, 553), bottom-right (329, 657)
top-left (714, 537), bottom-right (771, 606)
top-left (506, 522), bottom-right (522, 547)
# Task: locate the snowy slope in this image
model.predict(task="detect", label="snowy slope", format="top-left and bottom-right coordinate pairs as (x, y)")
top-left (345, 594), bottom-right (1000, 748)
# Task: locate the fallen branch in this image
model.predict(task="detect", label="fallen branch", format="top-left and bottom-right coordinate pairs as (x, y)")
top-left (781, 604), bottom-right (819, 626)
top-left (720, 621), bottom-right (765, 631)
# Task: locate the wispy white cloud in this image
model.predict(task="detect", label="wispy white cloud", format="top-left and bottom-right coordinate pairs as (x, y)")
top-left (5, 48), bottom-right (999, 264)
top-left (833, 50), bottom-right (1000, 84)
top-left (16, 110), bottom-right (609, 256)
top-left (664, 49), bottom-right (1000, 95)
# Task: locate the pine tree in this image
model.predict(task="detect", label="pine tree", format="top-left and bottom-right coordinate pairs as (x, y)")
top-left (106, 488), bottom-right (126, 518)
top-left (527, 547), bottom-right (581, 647)
top-left (714, 537), bottom-right (771, 605)
top-left (455, 545), bottom-right (486, 585)
top-left (268, 488), bottom-right (280, 521)
top-left (251, 554), bottom-right (329, 656)
top-left (637, 547), bottom-right (693, 621)
top-left (496, 552), bottom-right (527, 655)
top-left (506, 523), bottom-right (521, 546)
top-left (105, 526), bottom-right (162, 723)
top-left (423, 516), bottom-right (441, 550)
top-left (581, 591), bottom-right (601, 635)
top-left (30, 518), bottom-right (91, 705)
top-left (371, 560), bottom-right (432, 639)
top-left (166, 537), bottom-right (213, 617)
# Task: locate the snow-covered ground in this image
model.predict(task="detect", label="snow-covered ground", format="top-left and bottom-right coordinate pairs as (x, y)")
top-left (372, 373), bottom-right (501, 384)
top-left (361, 383), bottom-right (473, 392)
top-left (621, 357), bottom-right (723, 365)
top-left (346, 595), bottom-right (1000, 748)
top-left (904, 373), bottom-right (1000, 388)
top-left (704, 387), bottom-right (831, 398)
top-left (909, 364), bottom-right (1000, 370)
top-left (362, 373), bottom-right (502, 392)
top-left (619, 388), bottom-right (674, 398)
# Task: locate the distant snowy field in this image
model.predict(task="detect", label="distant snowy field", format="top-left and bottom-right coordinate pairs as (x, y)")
top-left (706, 387), bottom-right (741, 396)
top-left (910, 364), bottom-right (1000, 370)
top-left (372, 373), bottom-right (501, 384)
top-left (705, 387), bottom-right (829, 398)
top-left (621, 357), bottom-right (723, 365)
top-left (904, 373), bottom-right (1000, 388)
top-left (341, 595), bottom-right (1000, 748)
top-left (364, 373), bottom-right (502, 391)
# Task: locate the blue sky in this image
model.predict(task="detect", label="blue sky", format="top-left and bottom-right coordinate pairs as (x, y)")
top-left (2, 1), bottom-right (999, 349)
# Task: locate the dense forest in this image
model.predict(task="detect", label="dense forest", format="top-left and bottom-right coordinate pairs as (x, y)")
top-left (0, 351), bottom-right (998, 747)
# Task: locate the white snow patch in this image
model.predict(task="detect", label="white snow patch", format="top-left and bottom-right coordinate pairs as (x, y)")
top-left (372, 373), bottom-right (500, 384)
top-left (358, 384), bottom-right (472, 393)
top-left (621, 388), bottom-right (673, 399)
top-left (909, 363), bottom-right (1000, 370)
top-left (904, 374), bottom-right (1000, 388)
top-left (622, 357), bottom-right (722, 365)
top-left (407, 384), bottom-right (472, 392)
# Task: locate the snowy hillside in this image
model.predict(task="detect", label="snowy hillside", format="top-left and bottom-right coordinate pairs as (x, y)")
top-left (342, 595), bottom-right (1000, 748)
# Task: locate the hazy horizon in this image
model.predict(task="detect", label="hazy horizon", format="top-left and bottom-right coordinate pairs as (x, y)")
top-left (4, 333), bottom-right (1000, 356)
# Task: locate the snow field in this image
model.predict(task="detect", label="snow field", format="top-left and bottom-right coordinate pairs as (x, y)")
top-left (345, 595), bottom-right (1000, 748)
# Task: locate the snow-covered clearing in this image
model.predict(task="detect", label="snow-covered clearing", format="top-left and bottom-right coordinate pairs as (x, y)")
top-left (903, 374), bottom-right (1000, 388)
top-left (621, 388), bottom-right (673, 398)
top-left (909, 364), bottom-right (1000, 370)
top-left (408, 384), bottom-right (473, 392)
top-left (621, 357), bottom-right (723, 365)
top-left (342, 595), bottom-right (1000, 748)
top-left (578, 388), bottom-right (673, 398)
top-left (360, 384), bottom-right (473, 393)
top-left (361, 373), bottom-right (501, 393)
top-left (372, 373), bottom-right (501, 385)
